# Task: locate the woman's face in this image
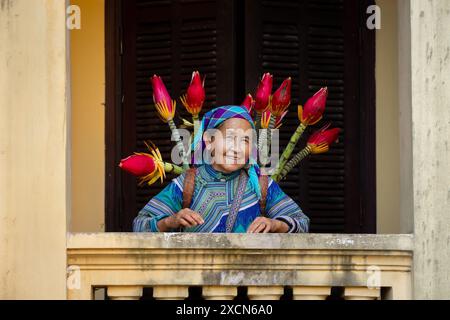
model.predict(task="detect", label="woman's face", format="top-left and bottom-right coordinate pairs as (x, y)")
top-left (204, 118), bottom-right (254, 173)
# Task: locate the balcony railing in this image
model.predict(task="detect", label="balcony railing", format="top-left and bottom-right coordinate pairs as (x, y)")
top-left (67, 233), bottom-right (413, 300)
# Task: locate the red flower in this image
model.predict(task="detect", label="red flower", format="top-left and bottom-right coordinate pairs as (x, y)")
top-left (119, 154), bottom-right (156, 177)
top-left (241, 93), bottom-right (254, 114)
top-left (271, 77), bottom-right (291, 116)
top-left (254, 73), bottom-right (273, 113)
top-left (180, 71), bottom-right (205, 116)
top-left (298, 87), bottom-right (328, 126)
top-left (151, 75), bottom-right (176, 122)
top-left (119, 141), bottom-right (166, 185)
top-left (307, 123), bottom-right (340, 154)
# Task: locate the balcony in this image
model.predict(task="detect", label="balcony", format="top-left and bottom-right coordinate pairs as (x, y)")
top-left (67, 233), bottom-right (413, 300)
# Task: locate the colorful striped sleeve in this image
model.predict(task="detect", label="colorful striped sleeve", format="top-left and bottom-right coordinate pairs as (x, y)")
top-left (132, 173), bottom-right (185, 232)
top-left (265, 178), bottom-right (310, 233)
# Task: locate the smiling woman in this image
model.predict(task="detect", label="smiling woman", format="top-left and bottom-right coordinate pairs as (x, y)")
top-left (204, 118), bottom-right (253, 173)
top-left (132, 105), bottom-right (310, 234)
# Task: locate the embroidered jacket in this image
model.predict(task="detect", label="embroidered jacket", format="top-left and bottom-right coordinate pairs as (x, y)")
top-left (133, 164), bottom-right (310, 233)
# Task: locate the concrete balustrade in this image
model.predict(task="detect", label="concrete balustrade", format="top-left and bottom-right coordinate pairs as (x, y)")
top-left (66, 233), bottom-right (413, 300)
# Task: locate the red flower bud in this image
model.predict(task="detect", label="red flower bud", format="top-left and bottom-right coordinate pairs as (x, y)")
top-left (254, 73), bottom-right (273, 113)
top-left (241, 93), bottom-right (254, 114)
top-left (298, 87), bottom-right (328, 126)
top-left (119, 141), bottom-right (167, 186)
top-left (119, 154), bottom-right (156, 177)
top-left (180, 71), bottom-right (205, 116)
top-left (271, 77), bottom-right (291, 116)
top-left (151, 75), bottom-right (176, 122)
top-left (307, 123), bottom-right (340, 154)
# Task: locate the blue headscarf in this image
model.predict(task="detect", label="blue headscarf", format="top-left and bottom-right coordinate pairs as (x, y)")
top-left (191, 105), bottom-right (262, 200)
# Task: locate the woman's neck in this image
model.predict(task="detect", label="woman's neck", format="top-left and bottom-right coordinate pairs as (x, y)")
top-left (203, 163), bottom-right (243, 181)
top-left (211, 163), bottom-right (233, 174)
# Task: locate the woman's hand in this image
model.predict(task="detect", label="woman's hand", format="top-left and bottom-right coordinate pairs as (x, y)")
top-left (246, 217), bottom-right (289, 233)
top-left (162, 209), bottom-right (205, 230)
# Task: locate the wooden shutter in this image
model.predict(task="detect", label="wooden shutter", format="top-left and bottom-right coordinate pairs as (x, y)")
top-left (120, 0), bottom-right (236, 231)
top-left (244, 0), bottom-right (374, 233)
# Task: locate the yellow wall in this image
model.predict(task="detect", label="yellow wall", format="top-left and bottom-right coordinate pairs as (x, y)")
top-left (375, 0), bottom-right (400, 233)
top-left (70, 0), bottom-right (105, 232)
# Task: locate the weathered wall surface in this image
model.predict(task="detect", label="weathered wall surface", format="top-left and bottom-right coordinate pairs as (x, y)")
top-left (0, 0), bottom-right (69, 299)
top-left (410, 0), bottom-right (450, 300)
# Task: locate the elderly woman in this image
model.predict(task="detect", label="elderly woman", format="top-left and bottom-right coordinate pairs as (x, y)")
top-left (133, 105), bottom-right (309, 233)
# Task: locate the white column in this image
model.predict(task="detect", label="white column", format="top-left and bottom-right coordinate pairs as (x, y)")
top-left (292, 286), bottom-right (331, 300)
top-left (202, 286), bottom-right (237, 300)
top-left (409, 0), bottom-right (450, 300)
top-left (107, 286), bottom-right (143, 300)
top-left (153, 285), bottom-right (189, 300)
top-left (344, 287), bottom-right (380, 300)
top-left (247, 286), bottom-right (284, 300)
top-left (0, 0), bottom-right (69, 299)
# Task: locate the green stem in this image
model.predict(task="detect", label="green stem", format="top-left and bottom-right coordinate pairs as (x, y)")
top-left (192, 114), bottom-right (200, 139)
top-left (272, 122), bottom-right (306, 177)
top-left (168, 119), bottom-right (190, 170)
top-left (255, 113), bottom-right (262, 136)
top-left (255, 113), bottom-right (264, 166)
top-left (258, 123), bottom-right (272, 167)
top-left (267, 114), bottom-right (276, 153)
top-left (274, 146), bottom-right (311, 182)
top-left (163, 162), bottom-right (184, 175)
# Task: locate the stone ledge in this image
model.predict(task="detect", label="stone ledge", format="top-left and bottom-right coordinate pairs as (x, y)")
top-left (67, 232), bottom-right (414, 251)
top-left (67, 233), bottom-right (413, 299)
